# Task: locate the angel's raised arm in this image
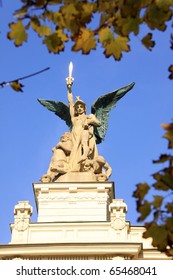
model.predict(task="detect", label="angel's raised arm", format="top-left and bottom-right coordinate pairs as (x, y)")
top-left (67, 80), bottom-right (75, 118)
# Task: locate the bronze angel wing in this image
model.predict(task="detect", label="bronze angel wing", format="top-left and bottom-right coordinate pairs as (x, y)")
top-left (91, 82), bottom-right (135, 144)
top-left (37, 99), bottom-right (72, 130)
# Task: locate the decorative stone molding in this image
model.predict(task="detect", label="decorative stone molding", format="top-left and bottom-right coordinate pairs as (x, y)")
top-left (112, 255), bottom-right (125, 260)
top-left (33, 182), bottom-right (114, 222)
top-left (37, 192), bottom-right (109, 202)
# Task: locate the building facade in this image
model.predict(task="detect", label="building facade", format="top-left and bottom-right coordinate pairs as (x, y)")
top-left (0, 181), bottom-right (171, 260)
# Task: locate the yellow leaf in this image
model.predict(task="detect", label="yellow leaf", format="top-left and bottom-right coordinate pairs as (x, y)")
top-left (31, 17), bottom-right (51, 37)
top-left (72, 28), bottom-right (96, 54)
top-left (98, 27), bottom-right (114, 43)
top-left (10, 81), bottom-right (24, 92)
top-left (8, 20), bottom-right (28, 46)
top-left (106, 37), bottom-right (129, 60)
top-left (99, 28), bottom-right (130, 60)
top-left (60, 3), bottom-right (79, 19)
top-left (156, 0), bottom-right (173, 10)
top-left (43, 30), bottom-right (68, 54)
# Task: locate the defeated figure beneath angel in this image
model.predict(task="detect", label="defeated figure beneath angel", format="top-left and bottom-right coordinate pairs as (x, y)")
top-left (39, 78), bottom-right (135, 182)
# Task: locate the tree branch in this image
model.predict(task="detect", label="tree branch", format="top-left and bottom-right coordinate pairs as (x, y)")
top-left (0, 67), bottom-right (50, 89)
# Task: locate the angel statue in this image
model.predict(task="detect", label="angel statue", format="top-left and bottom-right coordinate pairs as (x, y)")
top-left (38, 65), bottom-right (135, 182)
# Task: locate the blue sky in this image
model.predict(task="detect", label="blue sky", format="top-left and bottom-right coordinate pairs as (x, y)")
top-left (0, 1), bottom-right (172, 244)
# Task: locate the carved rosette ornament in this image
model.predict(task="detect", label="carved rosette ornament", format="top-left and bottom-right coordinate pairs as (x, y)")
top-left (14, 220), bottom-right (28, 232)
top-left (111, 217), bottom-right (126, 230)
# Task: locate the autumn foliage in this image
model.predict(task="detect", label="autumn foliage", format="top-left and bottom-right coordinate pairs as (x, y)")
top-left (7, 0), bottom-right (173, 78)
top-left (133, 122), bottom-right (173, 257)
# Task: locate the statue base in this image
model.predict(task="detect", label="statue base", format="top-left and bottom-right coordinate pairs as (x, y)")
top-left (55, 171), bottom-right (96, 182)
top-left (33, 181), bottom-right (114, 222)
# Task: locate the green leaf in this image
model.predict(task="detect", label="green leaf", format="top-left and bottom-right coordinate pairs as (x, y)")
top-left (72, 28), bottom-right (96, 54)
top-left (10, 81), bottom-right (24, 92)
top-left (8, 20), bottom-right (28, 46)
top-left (142, 33), bottom-right (155, 51)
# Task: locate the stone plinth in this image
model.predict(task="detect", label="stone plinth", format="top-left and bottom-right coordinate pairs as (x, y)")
top-left (33, 182), bottom-right (114, 222)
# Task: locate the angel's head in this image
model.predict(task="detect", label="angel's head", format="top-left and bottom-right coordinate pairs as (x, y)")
top-left (74, 96), bottom-right (87, 115)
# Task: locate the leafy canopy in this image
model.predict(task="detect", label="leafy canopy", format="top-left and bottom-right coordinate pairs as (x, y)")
top-left (133, 122), bottom-right (173, 256)
top-left (8, 0), bottom-right (173, 78)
